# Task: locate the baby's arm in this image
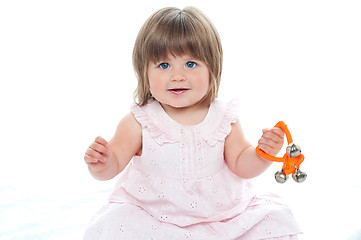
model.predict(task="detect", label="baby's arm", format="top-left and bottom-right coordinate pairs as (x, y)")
top-left (84, 112), bottom-right (142, 181)
top-left (224, 120), bottom-right (283, 179)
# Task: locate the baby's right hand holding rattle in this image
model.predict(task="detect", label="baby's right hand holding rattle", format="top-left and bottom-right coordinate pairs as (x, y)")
top-left (84, 136), bottom-right (111, 169)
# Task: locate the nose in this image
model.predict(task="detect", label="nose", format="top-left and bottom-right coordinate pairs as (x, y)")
top-left (170, 67), bottom-right (185, 82)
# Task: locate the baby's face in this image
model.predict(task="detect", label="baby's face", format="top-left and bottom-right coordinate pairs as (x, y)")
top-left (147, 54), bottom-right (210, 111)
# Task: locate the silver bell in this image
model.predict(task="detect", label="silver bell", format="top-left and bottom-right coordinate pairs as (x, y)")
top-left (292, 168), bottom-right (307, 183)
top-left (286, 143), bottom-right (301, 158)
top-left (275, 170), bottom-right (288, 183)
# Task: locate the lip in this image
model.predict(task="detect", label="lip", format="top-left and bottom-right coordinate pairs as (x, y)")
top-left (168, 88), bottom-right (190, 95)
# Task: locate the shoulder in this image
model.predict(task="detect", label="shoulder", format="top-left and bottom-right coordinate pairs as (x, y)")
top-left (211, 98), bottom-right (239, 119)
top-left (110, 112), bottom-right (142, 151)
top-left (225, 120), bottom-right (244, 142)
top-left (108, 112), bottom-right (143, 167)
top-left (130, 100), bottom-right (160, 127)
top-left (116, 112), bottom-right (142, 137)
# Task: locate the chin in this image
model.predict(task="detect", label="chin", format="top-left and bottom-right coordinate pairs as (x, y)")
top-left (160, 100), bottom-right (189, 109)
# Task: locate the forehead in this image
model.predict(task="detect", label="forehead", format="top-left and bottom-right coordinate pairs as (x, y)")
top-left (152, 54), bottom-right (200, 62)
top-left (147, 41), bottom-right (204, 64)
top-left (144, 11), bottom-right (209, 64)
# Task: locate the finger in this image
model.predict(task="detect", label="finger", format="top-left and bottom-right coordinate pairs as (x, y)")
top-left (258, 138), bottom-right (277, 148)
top-left (269, 127), bottom-right (285, 139)
top-left (89, 142), bottom-right (108, 155)
top-left (262, 128), bottom-right (270, 134)
top-left (84, 154), bottom-right (99, 164)
top-left (95, 136), bottom-right (109, 147)
top-left (262, 131), bottom-right (284, 144)
top-left (258, 143), bottom-right (273, 154)
top-left (86, 147), bottom-right (106, 162)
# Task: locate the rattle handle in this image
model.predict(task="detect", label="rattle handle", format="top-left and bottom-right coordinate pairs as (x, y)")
top-left (255, 147), bottom-right (284, 162)
top-left (255, 121), bottom-right (293, 162)
top-left (274, 121), bottom-right (293, 145)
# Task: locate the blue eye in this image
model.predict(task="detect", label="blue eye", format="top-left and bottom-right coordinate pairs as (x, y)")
top-left (186, 61), bottom-right (196, 68)
top-left (159, 63), bottom-right (170, 69)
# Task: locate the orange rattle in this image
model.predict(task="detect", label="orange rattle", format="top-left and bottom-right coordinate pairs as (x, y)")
top-left (255, 121), bottom-right (307, 183)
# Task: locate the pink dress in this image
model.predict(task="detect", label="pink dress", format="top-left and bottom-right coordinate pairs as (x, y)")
top-left (83, 99), bottom-right (301, 240)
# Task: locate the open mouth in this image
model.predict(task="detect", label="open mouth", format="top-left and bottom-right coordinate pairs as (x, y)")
top-left (168, 88), bottom-right (189, 95)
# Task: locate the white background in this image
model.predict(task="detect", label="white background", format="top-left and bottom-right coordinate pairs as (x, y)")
top-left (1, 0), bottom-right (360, 239)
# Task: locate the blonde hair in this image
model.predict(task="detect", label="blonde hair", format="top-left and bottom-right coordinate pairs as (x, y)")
top-left (133, 7), bottom-right (223, 106)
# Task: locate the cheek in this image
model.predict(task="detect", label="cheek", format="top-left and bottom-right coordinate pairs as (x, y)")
top-left (147, 72), bottom-right (157, 92)
top-left (199, 72), bottom-right (210, 92)
top-left (148, 77), bottom-right (163, 97)
top-left (148, 81), bottom-right (156, 95)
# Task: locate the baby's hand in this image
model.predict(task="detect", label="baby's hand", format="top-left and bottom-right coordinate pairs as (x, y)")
top-left (84, 136), bottom-right (111, 166)
top-left (258, 127), bottom-right (284, 157)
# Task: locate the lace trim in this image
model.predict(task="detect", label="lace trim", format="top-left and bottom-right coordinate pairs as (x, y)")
top-left (201, 99), bottom-right (239, 146)
top-left (131, 103), bottom-right (181, 145)
top-left (131, 99), bottom-right (239, 146)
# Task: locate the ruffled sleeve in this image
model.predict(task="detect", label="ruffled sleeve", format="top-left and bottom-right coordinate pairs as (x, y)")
top-left (131, 101), bottom-right (181, 145)
top-left (201, 99), bottom-right (239, 146)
